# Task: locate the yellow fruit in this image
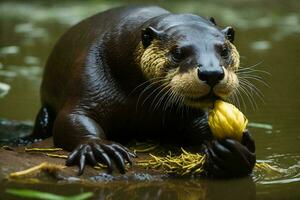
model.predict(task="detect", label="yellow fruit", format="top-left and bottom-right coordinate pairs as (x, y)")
top-left (208, 100), bottom-right (248, 142)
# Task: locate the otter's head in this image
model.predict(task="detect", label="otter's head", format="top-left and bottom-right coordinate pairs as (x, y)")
top-left (135, 14), bottom-right (240, 109)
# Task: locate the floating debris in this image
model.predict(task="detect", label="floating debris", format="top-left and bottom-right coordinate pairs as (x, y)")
top-left (248, 122), bottom-right (273, 130)
top-left (132, 143), bottom-right (160, 154)
top-left (8, 162), bottom-right (65, 179)
top-left (255, 162), bottom-right (282, 174)
top-left (46, 153), bottom-right (67, 159)
top-left (25, 147), bottom-right (63, 152)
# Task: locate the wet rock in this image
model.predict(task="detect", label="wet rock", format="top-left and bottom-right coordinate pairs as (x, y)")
top-left (0, 138), bottom-right (165, 184)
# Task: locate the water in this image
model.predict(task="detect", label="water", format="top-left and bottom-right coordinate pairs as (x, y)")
top-left (0, 0), bottom-right (300, 199)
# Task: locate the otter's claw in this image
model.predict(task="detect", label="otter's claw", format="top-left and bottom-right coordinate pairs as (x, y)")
top-left (92, 143), bottom-right (113, 173)
top-left (66, 144), bottom-right (98, 175)
top-left (66, 139), bottom-right (136, 175)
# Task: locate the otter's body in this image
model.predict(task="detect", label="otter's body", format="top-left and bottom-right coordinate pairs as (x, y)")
top-left (32, 6), bottom-right (256, 177)
top-left (41, 6), bottom-right (203, 144)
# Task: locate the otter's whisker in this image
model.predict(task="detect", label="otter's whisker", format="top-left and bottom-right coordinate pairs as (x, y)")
top-left (234, 90), bottom-right (241, 109)
top-left (136, 78), bottom-right (166, 110)
top-left (234, 91), bottom-right (241, 108)
top-left (141, 81), bottom-right (168, 108)
top-left (162, 88), bottom-right (176, 112)
top-left (238, 80), bottom-right (255, 109)
top-left (176, 94), bottom-right (185, 117)
top-left (155, 85), bottom-right (172, 109)
top-left (228, 91), bottom-right (239, 109)
top-left (236, 69), bottom-right (271, 76)
top-left (238, 83), bottom-right (258, 110)
top-left (239, 80), bottom-right (264, 99)
top-left (239, 78), bottom-right (265, 107)
top-left (168, 91), bottom-right (182, 112)
top-left (180, 95), bottom-right (186, 117)
top-left (135, 78), bottom-right (165, 102)
top-left (163, 89), bottom-right (177, 112)
top-left (238, 61), bottom-right (264, 71)
top-left (160, 85), bottom-right (177, 112)
top-left (239, 78), bottom-right (265, 101)
top-left (175, 95), bottom-right (183, 116)
top-left (168, 91), bottom-right (183, 114)
top-left (239, 75), bottom-right (270, 88)
top-left (227, 95), bottom-right (234, 106)
top-left (161, 91), bottom-right (171, 112)
top-left (151, 83), bottom-right (171, 111)
top-left (129, 77), bottom-right (166, 97)
top-left (235, 87), bottom-right (247, 111)
top-left (240, 79), bottom-right (265, 105)
top-left (225, 60), bottom-right (268, 111)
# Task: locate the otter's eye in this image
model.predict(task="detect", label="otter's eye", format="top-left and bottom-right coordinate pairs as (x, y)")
top-left (171, 47), bottom-right (185, 63)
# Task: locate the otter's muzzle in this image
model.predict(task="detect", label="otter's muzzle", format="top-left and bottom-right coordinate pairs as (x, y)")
top-left (197, 65), bottom-right (224, 87)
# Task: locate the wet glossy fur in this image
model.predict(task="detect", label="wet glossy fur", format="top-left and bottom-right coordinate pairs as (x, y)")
top-left (32, 6), bottom-right (256, 177)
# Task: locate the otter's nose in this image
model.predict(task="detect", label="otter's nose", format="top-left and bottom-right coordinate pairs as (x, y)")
top-left (198, 66), bottom-right (224, 87)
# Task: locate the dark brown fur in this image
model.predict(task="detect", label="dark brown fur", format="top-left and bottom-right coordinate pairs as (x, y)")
top-left (30, 6), bottom-right (255, 177)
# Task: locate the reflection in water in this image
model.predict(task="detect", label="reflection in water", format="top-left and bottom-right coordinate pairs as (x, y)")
top-left (0, 82), bottom-right (10, 97)
top-left (102, 178), bottom-right (255, 200)
top-left (0, 177), bottom-right (256, 200)
top-left (250, 41), bottom-right (271, 51)
top-left (0, 0), bottom-right (300, 199)
top-left (0, 46), bottom-right (20, 55)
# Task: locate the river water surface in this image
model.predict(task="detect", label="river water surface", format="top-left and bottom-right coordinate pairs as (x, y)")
top-left (0, 0), bottom-right (300, 199)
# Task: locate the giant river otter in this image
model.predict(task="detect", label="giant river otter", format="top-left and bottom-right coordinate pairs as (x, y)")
top-left (29, 6), bottom-right (255, 178)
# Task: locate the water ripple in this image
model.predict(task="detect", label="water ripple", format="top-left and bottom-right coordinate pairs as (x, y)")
top-left (254, 154), bottom-right (300, 185)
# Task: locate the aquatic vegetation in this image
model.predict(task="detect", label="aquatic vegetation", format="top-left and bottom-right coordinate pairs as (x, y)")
top-left (137, 148), bottom-right (206, 176)
top-left (6, 189), bottom-right (93, 200)
top-left (25, 147), bottom-right (63, 152)
top-left (46, 153), bottom-right (68, 159)
top-left (248, 122), bottom-right (273, 130)
top-left (137, 148), bottom-right (278, 177)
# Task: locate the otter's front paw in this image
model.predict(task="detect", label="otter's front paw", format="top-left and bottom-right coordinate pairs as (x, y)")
top-left (204, 131), bottom-right (256, 178)
top-left (65, 139), bottom-right (136, 175)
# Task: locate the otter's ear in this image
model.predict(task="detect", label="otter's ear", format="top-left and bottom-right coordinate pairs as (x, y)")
top-left (222, 26), bottom-right (235, 43)
top-left (209, 17), bottom-right (217, 25)
top-left (141, 27), bottom-right (162, 48)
